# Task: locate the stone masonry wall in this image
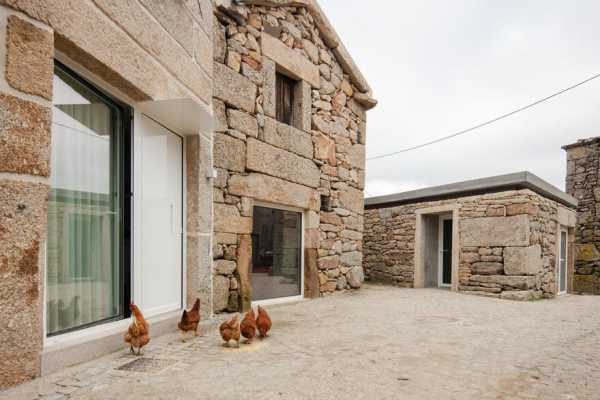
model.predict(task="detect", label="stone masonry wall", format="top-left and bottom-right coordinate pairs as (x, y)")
top-left (211, 3), bottom-right (369, 312)
top-left (364, 189), bottom-right (574, 301)
top-left (564, 138), bottom-right (600, 294)
top-left (0, 0), bottom-right (214, 389)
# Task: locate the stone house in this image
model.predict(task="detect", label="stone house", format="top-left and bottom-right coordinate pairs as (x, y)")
top-left (563, 137), bottom-right (600, 294)
top-left (0, 0), bottom-right (375, 389)
top-left (363, 172), bottom-right (577, 300)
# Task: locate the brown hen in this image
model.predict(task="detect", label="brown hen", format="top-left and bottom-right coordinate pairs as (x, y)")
top-left (219, 314), bottom-right (240, 347)
top-left (178, 298), bottom-right (201, 342)
top-left (240, 309), bottom-right (257, 344)
top-left (256, 305), bottom-right (272, 338)
top-left (124, 302), bottom-right (150, 355)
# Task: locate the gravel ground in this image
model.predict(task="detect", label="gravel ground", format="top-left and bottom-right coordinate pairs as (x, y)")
top-left (2, 284), bottom-right (599, 400)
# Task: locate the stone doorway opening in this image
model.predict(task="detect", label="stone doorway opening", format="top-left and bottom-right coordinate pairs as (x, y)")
top-left (414, 206), bottom-right (460, 291)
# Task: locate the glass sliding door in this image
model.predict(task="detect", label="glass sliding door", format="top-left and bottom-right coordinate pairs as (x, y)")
top-left (251, 206), bottom-right (302, 301)
top-left (46, 62), bottom-right (131, 336)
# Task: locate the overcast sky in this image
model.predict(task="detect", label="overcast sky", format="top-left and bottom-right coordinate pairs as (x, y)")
top-left (320, 0), bottom-right (600, 197)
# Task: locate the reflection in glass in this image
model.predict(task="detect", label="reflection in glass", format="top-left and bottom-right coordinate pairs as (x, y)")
top-left (46, 65), bottom-right (123, 335)
top-left (251, 207), bottom-right (302, 301)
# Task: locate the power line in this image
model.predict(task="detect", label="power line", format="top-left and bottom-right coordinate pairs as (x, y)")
top-left (367, 71), bottom-right (600, 161)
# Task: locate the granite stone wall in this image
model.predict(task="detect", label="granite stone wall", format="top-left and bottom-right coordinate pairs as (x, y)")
top-left (363, 189), bottom-right (576, 301)
top-left (0, 0), bottom-right (214, 388)
top-left (211, 2), bottom-right (372, 312)
top-left (564, 138), bottom-right (600, 294)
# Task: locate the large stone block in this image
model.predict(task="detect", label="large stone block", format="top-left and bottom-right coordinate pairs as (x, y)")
top-left (338, 186), bottom-right (364, 215)
top-left (263, 117), bottom-right (313, 159)
top-left (340, 251), bottom-right (362, 267)
top-left (469, 275), bottom-right (538, 290)
top-left (347, 266), bottom-right (364, 288)
top-left (573, 274), bottom-right (600, 295)
top-left (504, 245), bottom-right (543, 276)
top-left (212, 275), bottom-right (230, 312)
top-left (0, 94), bottom-right (51, 177)
top-left (213, 203), bottom-right (252, 234)
top-left (471, 262), bottom-right (504, 275)
top-left (261, 33), bottom-right (319, 87)
top-left (228, 173), bottom-right (320, 211)
top-left (0, 180), bottom-right (48, 389)
top-left (506, 203), bottom-right (538, 217)
top-left (214, 62), bottom-right (257, 113)
top-left (460, 215), bottom-right (530, 247)
top-left (2, 0), bottom-right (199, 102)
top-left (237, 234), bottom-right (252, 311)
top-left (261, 57), bottom-right (276, 118)
top-left (6, 16), bottom-right (53, 100)
top-left (314, 133), bottom-right (336, 166)
top-left (227, 109), bottom-right (258, 138)
top-left (138, 0), bottom-right (194, 54)
top-left (93, 0), bottom-right (212, 102)
top-left (304, 248), bottom-right (319, 298)
top-left (347, 144), bottom-right (365, 170)
top-left (214, 259), bottom-right (237, 275)
top-left (575, 243), bottom-right (600, 262)
top-left (213, 132), bottom-right (246, 173)
top-left (246, 138), bottom-right (320, 188)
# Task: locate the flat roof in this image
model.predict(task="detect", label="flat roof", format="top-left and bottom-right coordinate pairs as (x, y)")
top-left (365, 171), bottom-right (578, 209)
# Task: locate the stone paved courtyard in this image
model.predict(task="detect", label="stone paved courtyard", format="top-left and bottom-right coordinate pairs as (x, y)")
top-left (2, 285), bottom-right (599, 400)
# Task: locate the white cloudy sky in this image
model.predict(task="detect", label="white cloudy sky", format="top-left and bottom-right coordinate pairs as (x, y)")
top-left (320, 0), bottom-right (600, 197)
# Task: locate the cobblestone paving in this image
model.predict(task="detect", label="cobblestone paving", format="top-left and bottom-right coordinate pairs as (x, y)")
top-left (2, 285), bottom-right (599, 400)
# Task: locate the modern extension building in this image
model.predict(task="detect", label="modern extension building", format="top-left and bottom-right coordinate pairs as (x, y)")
top-left (363, 172), bottom-right (577, 300)
top-left (0, 0), bottom-right (375, 388)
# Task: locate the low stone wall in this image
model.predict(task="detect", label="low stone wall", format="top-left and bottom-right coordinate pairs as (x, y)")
top-left (564, 138), bottom-right (600, 294)
top-left (364, 189), bottom-right (575, 300)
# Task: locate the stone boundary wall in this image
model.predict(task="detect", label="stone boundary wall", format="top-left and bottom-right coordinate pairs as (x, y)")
top-left (564, 138), bottom-right (600, 294)
top-left (364, 189), bottom-right (575, 301)
top-left (211, 3), bottom-right (369, 312)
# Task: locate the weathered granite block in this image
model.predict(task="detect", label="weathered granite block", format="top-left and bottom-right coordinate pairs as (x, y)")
top-left (6, 16), bottom-right (53, 99)
top-left (0, 94), bottom-right (51, 177)
top-left (461, 215), bottom-right (530, 247)
top-left (504, 245), bottom-right (543, 276)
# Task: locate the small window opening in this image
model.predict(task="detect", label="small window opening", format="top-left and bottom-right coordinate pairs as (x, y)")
top-left (276, 72), bottom-right (296, 126)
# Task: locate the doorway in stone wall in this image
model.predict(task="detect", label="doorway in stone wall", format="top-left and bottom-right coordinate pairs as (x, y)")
top-left (438, 215), bottom-right (453, 288)
top-left (250, 204), bottom-right (304, 304)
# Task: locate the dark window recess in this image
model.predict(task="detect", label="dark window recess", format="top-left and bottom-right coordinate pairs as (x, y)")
top-left (320, 195), bottom-right (332, 212)
top-left (276, 72), bottom-right (296, 125)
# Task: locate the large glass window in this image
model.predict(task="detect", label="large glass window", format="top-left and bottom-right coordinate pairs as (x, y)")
top-left (251, 206), bottom-right (302, 301)
top-left (46, 62), bottom-right (130, 336)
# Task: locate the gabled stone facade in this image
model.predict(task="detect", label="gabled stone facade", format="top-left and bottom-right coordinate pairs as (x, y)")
top-left (563, 137), bottom-right (600, 294)
top-left (211, 2), bottom-right (374, 312)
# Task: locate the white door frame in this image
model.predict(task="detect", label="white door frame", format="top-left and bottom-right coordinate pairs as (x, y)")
top-left (133, 112), bottom-right (185, 318)
top-left (251, 201), bottom-right (305, 307)
top-left (557, 229), bottom-right (568, 295)
top-left (438, 215), bottom-right (453, 288)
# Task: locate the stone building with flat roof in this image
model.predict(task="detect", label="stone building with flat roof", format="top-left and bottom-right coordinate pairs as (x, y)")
top-left (363, 172), bottom-right (577, 300)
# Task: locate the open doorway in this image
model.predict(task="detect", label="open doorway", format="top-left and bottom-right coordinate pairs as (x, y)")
top-left (415, 207), bottom-right (459, 290)
top-left (438, 216), bottom-right (453, 287)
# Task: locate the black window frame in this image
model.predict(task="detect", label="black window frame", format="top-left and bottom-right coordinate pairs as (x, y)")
top-left (48, 61), bottom-right (133, 336)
